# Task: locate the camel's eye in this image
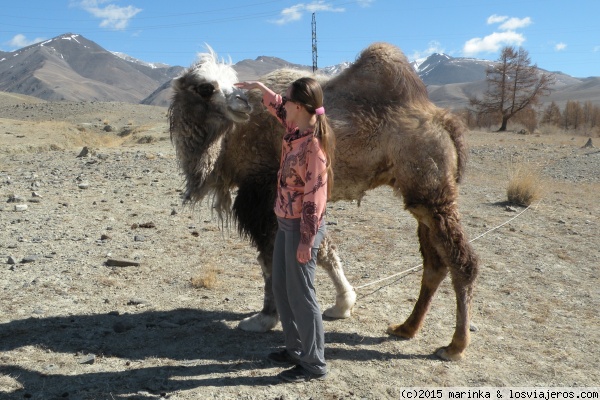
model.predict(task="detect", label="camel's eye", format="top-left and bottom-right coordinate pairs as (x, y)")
top-left (195, 83), bottom-right (215, 98)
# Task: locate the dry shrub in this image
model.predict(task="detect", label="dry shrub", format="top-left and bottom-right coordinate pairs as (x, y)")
top-left (190, 267), bottom-right (219, 289)
top-left (137, 135), bottom-right (157, 144)
top-left (67, 131), bottom-right (124, 148)
top-left (507, 159), bottom-right (543, 206)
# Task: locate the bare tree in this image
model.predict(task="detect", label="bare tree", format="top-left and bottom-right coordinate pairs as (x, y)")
top-left (541, 101), bottom-right (562, 126)
top-left (514, 106), bottom-right (538, 133)
top-left (563, 100), bottom-right (584, 130)
top-left (470, 47), bottom-right (555, 132)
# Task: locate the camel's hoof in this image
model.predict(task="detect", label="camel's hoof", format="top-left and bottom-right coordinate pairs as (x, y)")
top-left (386, 323), bottom-right (417, 339)
top-left (323, 305), bottom-right (352, 319)
top-left (238, 313), bottom-right (278, 332)
top-left (435, 346), bottom-right (465, 361)
top-left (323, 289), bottom-right (356, 319)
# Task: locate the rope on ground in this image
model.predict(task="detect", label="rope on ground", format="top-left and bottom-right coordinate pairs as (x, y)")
top-left (353, 202), bottom-right (535, 295)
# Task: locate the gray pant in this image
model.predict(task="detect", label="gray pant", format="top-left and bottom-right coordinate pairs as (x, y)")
top-left (272, 217), bottom-right (327, 375)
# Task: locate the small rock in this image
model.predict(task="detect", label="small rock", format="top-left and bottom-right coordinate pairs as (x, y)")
top-left (505, 205), bottom-right (517, 212)
top-left (7, 256), bottom-right (17, 265)
top-left (105, 258), bottom-right (141, 267)
top-left (21, 255), bottom-right (40, 263)
top-left (134, 235), bottom-right (145, 242)
top-left (79, 354), bottom-right (96, 365)
top-left (582, 138), bottom-right (594, 148)
top-left (127, 298), bottom-right (149, 306)
top-left (14, 204), bottom-right (28, 211)
top-left (76, 147), bottom-right (90, 158)
top-left (7, 194), bottom-right (24, 203)
top-left (78, 182), bottom-right (89, 189)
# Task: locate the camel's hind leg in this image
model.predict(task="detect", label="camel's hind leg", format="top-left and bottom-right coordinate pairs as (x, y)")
top-left (392, 204), bottom-right (478, 361)
top-left (387, 222), bottom-right (448, 338)
top-left (317, 233), bottom-right (356, 318)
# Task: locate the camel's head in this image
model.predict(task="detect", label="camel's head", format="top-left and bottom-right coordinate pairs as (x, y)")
top-left (172, 47), bottom-right (251, 123)
top-left (169, 47), bottom-right (252, 212)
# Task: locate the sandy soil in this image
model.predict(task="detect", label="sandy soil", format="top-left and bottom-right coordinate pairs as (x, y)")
top-left (1, 99), bottom-right (599, 399)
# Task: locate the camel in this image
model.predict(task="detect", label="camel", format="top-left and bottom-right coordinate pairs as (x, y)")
top-left (168, 43), bottom-right (479, 361)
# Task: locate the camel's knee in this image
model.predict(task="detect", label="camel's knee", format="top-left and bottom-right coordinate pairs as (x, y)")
top-left (317, 234), bottom-right (340, 272)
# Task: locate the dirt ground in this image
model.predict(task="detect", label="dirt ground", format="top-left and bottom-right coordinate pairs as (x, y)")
top-left (1, 99), bottom-right (599, 399)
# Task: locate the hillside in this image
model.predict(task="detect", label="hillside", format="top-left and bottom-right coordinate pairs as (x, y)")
top-left (1, 33), bottom-right (599, 109)
top-left (0, 34), bottom-right (181, 103)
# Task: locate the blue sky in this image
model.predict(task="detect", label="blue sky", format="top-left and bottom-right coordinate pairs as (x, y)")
top-left (1, 0), bottom-right (599, 77)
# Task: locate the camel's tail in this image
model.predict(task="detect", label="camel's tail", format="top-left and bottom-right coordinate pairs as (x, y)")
top-left (439, 109), bottom-right (468, 184)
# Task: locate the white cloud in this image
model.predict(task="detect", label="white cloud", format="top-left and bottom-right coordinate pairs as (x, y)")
top-left (464, 15), bottom-right (531, 56)
top-left (487, 14), bottom-right (508, 25)
top-left (555, 42), bottom-right (567, 51)
top-left (410, 41), bottom-right (445, 61)
top-left (6, 34), bottom-right (47, 49)
top-left (71, 0), bottom-right (142, 30)
top-left (498, 17), bottom-right (532, 31)
top-left (463, 31), bottom-right (526, 55)
top-left (357, 0), bottom-right (375, 6)
top-left (272, 1), bottom-right (344, 25)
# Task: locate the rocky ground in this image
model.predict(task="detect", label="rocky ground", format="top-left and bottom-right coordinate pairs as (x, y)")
top-left (1, 97), bottom-right (599, 399)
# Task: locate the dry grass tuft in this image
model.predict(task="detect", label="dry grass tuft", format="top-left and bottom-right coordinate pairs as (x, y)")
top-left (190, 267), bottom-right (219, 289)
top-left (506, 159), bottom-right (544, 206)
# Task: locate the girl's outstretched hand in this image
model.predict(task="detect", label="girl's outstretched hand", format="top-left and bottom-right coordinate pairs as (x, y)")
top-left (235, 81), bottom-right (259, 90)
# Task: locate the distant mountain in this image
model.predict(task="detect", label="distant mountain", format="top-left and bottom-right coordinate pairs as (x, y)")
top-left (0, 33), bottom-right (182, 103)
top-left (111, 52), bottom-right (170, 69)
top-left (412, 53), bottom-right (489, 85)
top-left (234, 56), bottom-right (311, 81)
top-left (140, 79), bottom-right (173, 106)
top-left (143, 55), bottom-right (350, 106)
top-left (0, 33), bottom-right (598, 109)
top-left (412, 53), bottom-right (593, 109)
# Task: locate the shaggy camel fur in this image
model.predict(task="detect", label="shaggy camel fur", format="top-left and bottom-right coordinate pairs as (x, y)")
top-left (169, 43), bottom-right (479, 361)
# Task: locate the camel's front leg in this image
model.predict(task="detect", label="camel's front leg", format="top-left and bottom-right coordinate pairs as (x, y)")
top-left (317, 233), bottom-right (356, 319)
top-left (238, 251), bottom-right (279, 332)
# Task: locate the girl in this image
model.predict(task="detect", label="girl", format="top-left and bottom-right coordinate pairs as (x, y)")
top-left (235, 77), bottom-right (335, 382)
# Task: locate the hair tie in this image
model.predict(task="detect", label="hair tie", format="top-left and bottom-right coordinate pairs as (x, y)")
top-left (315, 106), bottom-right (325, 116)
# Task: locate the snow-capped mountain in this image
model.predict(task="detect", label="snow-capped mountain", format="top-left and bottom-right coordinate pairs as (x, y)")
top-left (0, 33), bottom-right (182, 103)
top-left (411, 53), bottom-right (491, 85)
top-left (0, 33), bottom-right (598, 108)
top-left (111, 52), bottom-right (171, 69)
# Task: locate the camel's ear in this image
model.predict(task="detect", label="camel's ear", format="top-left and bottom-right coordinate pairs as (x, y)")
top-left (194, 83), bottom-right (216, 99)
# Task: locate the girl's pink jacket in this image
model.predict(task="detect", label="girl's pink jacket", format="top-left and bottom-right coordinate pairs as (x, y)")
top-left (262, 92), bottom-right (329, 248)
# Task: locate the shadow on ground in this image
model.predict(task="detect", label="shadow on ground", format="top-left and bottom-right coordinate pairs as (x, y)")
top-left (0, 308), bottom-right (428, 398)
